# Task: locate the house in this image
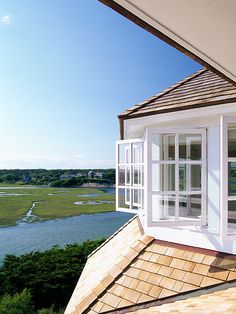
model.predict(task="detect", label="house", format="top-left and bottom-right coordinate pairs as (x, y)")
top-left (88, 171), bottom-right (95, 179)
top-left (94, 172), bottom-right (103, 179)
top-left (66, 1), bottom-right (236, 313)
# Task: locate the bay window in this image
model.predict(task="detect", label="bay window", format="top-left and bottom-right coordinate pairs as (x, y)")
top-left (116, 128), bottom-right (207, 227)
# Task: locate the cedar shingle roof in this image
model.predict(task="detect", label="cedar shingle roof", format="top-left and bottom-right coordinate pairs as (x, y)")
top-left (65, 216), bottom-right (236, 314)
top-left (129, 285), bottom-right (236, 313)
top-left (119, 68), bottom-right (236, 119)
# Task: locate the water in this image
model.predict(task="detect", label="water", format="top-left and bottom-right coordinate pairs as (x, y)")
top-left (0, 212), bottom-right (133, 262)
top-left (0, 187), bottom-right (134, 262)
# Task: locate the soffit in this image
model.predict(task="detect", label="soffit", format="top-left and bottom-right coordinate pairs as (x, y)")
top-left (100, 0), bottom-right (236, 84)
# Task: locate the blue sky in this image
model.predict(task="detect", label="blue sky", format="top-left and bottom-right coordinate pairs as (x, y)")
top-left (0, 0), bottom-right (201, 169)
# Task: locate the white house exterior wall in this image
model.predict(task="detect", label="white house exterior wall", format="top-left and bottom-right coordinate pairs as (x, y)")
top-left (123, 102), bottom-right (236, 254)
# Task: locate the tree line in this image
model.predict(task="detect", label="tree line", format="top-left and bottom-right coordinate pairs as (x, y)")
top-left (0, 169), bottom-right (115, 187)
top-left (0, 239), bottom-right (104, 313)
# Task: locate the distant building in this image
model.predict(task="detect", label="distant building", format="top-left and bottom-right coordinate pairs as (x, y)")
top-left (94, 172), bottom-right (103, 179)
top-left (88, 170), bottom-right (95, 179)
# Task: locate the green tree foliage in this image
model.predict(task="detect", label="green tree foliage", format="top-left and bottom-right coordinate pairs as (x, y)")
top-left (0, 168), bottom-right (115, 186)
top-left (0, 289), bottom-right (34, 314)
top-left (0, 239), bottom-right (104, 311)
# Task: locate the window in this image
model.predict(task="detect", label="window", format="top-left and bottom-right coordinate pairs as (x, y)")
top-left (116, 140), bottom-right (144, 213)
top-left (220, 116), bottom-right (236, 239)
top-left (147, 128), bottom-right (206, 226)
top-left (116, 128), bottom-right (206, 226)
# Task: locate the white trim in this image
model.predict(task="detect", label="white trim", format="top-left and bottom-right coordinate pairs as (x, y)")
top-left (220, 115), bottom-right (236, 240)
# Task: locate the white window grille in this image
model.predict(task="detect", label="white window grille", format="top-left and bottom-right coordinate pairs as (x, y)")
top-left (116, 139), bottom-right (144, 213)
top-left (220, 116), bottom-right (236, 239)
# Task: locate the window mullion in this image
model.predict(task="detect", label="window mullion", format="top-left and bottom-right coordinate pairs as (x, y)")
top-left (175, 134), bottom-right (179, 222)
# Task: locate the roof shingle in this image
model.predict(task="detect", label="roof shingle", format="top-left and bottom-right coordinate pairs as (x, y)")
top-left (119, 68), bottom-right (236, 119)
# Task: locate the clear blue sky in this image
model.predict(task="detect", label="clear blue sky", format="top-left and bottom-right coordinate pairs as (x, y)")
top-left (0, 0), bottom-right (201, 169)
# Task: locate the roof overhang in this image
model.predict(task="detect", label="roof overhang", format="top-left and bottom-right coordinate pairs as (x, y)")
top-left (99, 0), bottom-right (236, 85)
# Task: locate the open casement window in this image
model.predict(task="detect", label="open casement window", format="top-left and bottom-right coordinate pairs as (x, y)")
top-left (116, 139), bottom-right (144, 213)
top-left (220, 116), bottom-right (236, 239)
top-left (147, 128), bottom-right (207, 226)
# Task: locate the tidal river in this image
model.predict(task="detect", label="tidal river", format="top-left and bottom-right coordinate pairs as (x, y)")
top-left (0, 211), bottom-right (134, 262)
top-left (0, 187), bottom-right (134, 262)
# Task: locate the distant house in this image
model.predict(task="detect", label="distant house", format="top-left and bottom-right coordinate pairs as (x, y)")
top-left (94, 172), bottom-right (103, 179)
top-left (88, 170), bottom-right (95, 179)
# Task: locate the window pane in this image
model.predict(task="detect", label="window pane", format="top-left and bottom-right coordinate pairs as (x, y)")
top-left (118, 166), bottom-right (130, 186)
top-left (132, 189), bottom-right (143, 208)
top-left (152, 164), bottom-right (175, 192)
top-left (132, 142), bottom-right (143, 163)
top-left (152, 194), bottom-right (175, 221)
top-left (125, 189), bottom-right (130, 204)
top-left (152, 134), bottom-right (175, 161)
top-left (162, 134), bottom-right (175, 160)
top-left (179, 195), bottom-right (201, 219)
top-left (179, 164), bottom-right (187, 191)
top-left (179, 164), bottom-right (201, 191)
top-left (118, 188), bottom-right (130, 209)
top-left (191, 165), bottom-right (201, 190)
top-left (228, 162), bottom-right (236, 195)
top-left (133, 166), bottom-right (143, 186)
top-left (179, 134), bottom-right (201, 160)
top-left (228, 125), bottom-right (236, 158)
top-left (228, 200), bottom-right (236, 224)
top-left (118, 143), bottom-right (130, 164)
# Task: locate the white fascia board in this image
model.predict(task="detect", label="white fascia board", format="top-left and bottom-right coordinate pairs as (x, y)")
top-left (123, 102), bottom-right (236, 140)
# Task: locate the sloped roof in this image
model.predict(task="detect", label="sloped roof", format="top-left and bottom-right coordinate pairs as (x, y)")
top-left (65, 215), bottom-right (153, 314)
top-left (119, 68), bottom-right (236, 119)
top-left (66, 216), bottom-right (236, 314)
top-left (129, 284), bottom-right (236, 314)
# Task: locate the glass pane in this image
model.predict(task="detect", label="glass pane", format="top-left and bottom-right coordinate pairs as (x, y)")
top-left (132, 142), bottom-right (143, 163)
top-left (152, 134), bottom-right (175, 161)
top-left (162, 134), bottom-right (175, 160)
top-left (152, 164), bottom-right (175, 192)
top-left (179, 195), bottom-right (201, 219)
top-left (228, 125), bottom-right (236, 158)
top-left (228, 201), bottom-right (236, 224)
top-left (228, 162), bottom-right (236, 195)
top-left (179, 134), bottom-right (201, 160)
top-left (191, 165), bottom-right (201, 190)
top-left (125, 189), bottom-right (130, 204)
top-left (133, 166), bottom-right (143, 186)
top-left (179, 164), bottom-right (187, 191)
top-left (152, 194), bottom-right (175, 221)
top-left (131, 189), bottom-right (143, 210)
top-left (118, 143), bottom-right (130, 164)
top-left (118, 166), bottom-right (130, 186)
top-left (179, 164), bottom-right (201, 191)
top-left (118, 188), bottom-right (129, 209)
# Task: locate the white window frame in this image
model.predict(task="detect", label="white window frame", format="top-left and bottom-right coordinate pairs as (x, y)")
top-left (146, 127), bottom-right (207, 227)
top-left (116, 138), bottom-right (144, 214)
top-left (220, 115), bottom-right (236, 240)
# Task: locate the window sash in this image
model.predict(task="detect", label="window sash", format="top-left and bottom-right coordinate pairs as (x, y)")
top-left (116, 139), bottom-right (144, 213)
top-left (220, 116), bottom-right (236, 240)
top-left (146, 128), bottom-right (206, 226)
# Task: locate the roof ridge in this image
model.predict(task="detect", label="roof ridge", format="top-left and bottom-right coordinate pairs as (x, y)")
top-left (119, 67), bottom-right (207, 118)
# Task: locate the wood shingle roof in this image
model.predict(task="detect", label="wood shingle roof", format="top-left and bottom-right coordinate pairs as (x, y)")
top-left (66, 216), bottom-right (236, 314)
top-left (119, 68), bottom-right (236, 119)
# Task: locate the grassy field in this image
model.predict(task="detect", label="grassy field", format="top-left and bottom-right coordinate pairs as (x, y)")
top-left (0, 186), bottom-right (115, 227)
